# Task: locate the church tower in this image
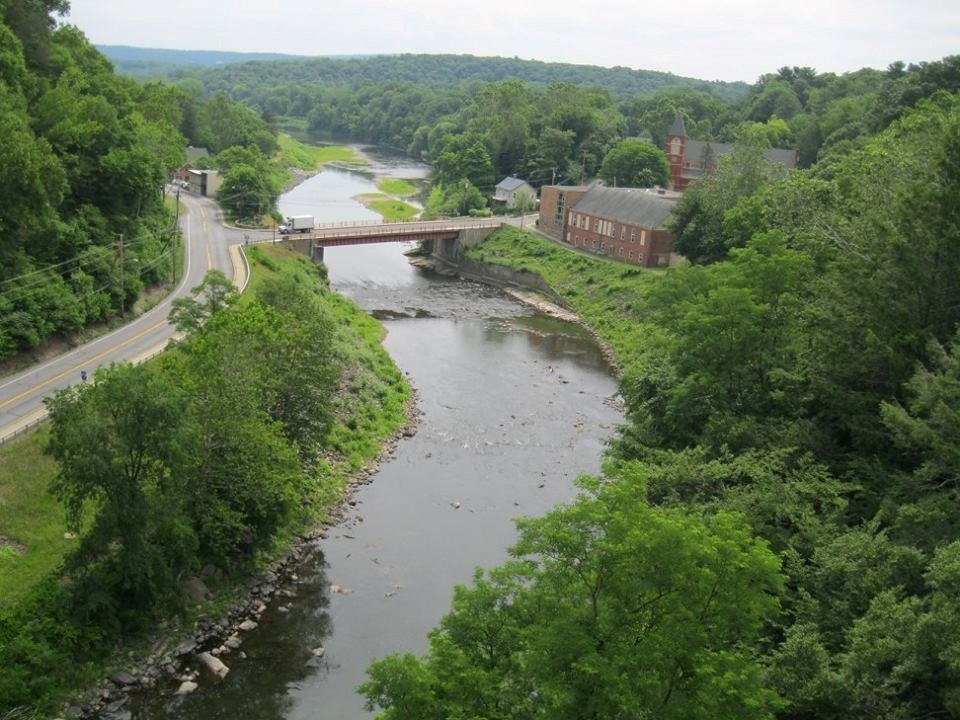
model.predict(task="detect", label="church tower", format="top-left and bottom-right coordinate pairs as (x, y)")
top-left (666, 113), bottom-right (687, 190)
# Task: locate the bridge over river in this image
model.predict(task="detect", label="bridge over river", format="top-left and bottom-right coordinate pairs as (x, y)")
top-left (279, 218), bottom-right (503, 262)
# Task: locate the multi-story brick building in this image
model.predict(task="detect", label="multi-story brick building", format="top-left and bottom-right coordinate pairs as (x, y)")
top-left (564, 186), bottom-right (679, 267)
top-left (537, 183), bottom-right (593, 241)
top-left (666, 114), bottom-right (799, 191)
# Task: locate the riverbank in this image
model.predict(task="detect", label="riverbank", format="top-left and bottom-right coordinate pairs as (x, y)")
top-left (462, 225), bottom-right (664, 376)
top-left (0, 246), bottom-right (415, 718)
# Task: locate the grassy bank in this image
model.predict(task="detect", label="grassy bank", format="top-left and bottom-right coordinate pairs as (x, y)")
top-left (356, 193), bottom-right (419, 221)
top-left (466, 226), bottom-right (663, 367)
top-left (377, 178), bottom-right (417, 196)
top-left (276, 134), bottom-right (366, 171)
top-left (0, 245), bottom-right (410, 715)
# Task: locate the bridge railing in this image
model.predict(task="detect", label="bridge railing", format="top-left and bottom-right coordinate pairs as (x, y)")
top-left (300, 218), bottom-right (502, 240)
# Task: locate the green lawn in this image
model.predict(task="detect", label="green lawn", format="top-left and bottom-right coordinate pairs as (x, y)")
top-left (377, 178), bottom-right (417, 196)
top-left (357, 193), bottom-right (419, 221)
top-left (0, 428), bottom-right (72, 608)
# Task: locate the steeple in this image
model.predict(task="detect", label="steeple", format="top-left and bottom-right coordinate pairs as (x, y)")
top-left (668, 113), bottom-right (688, 139)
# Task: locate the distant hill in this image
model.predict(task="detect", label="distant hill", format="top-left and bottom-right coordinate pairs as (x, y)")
top-left (194, 53), bottom-right (749, 100)
top-left (98, 46), bottom-right (749, 101)
top-left (97, 45), bottom-right (367, 77)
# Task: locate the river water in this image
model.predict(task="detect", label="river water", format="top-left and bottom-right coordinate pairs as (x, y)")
top-left (129, 153), bottom-right (621, 719)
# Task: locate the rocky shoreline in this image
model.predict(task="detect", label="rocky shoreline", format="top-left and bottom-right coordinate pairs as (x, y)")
top-left (63, 387), bottom-right (422, 720)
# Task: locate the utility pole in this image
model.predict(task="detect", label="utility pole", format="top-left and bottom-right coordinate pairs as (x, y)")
top-left (551, 167), bottom-right (556, 185)
top-left (118, 232), bottom-right (125, 317)
top-left (172, 185), bottom-right (181, 285)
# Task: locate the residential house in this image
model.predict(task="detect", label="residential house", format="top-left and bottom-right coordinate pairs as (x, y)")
top-left (566, 186), bottom-right (680, 268)
top-left (666, 114), bottom-right (799, 191)
top-left (173, 146), bottom-right (213, 184)
top-left (494, 176), bottom-right (537, 208)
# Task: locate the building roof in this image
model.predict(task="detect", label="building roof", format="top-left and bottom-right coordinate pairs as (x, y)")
top-left (496, 176), bottom-right (530, 191)
top-left (571, 186), bottom-right (676, 229)
top-left (681, 140), bottom-right (799, 178)
top-left (668, 113), bottom-right (688, 138)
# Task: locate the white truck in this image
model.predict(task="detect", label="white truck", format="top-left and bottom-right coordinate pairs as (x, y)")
top-left (279, 215), bottom-right (314, 233)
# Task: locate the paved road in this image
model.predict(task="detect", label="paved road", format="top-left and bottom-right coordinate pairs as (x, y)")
top-left (0, 190), bottom-right (264, 444)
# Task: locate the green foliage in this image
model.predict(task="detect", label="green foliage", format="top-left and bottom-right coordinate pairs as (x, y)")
top-left (0, 10), bottom-right (192, 359)
top-left (599, 139), bottom-right (669, 187)
top-left (363, 472), bottom-right (784, 720)
top-left (2, 245), bottom-right (410, 714)
top-left (422, 180), bottom-right (488, 219)
top-left (462, 94), bottom-right (960, 716)
top-left (45, 363), bottom-right (197, 624)
top-left (668, 139), bottom-right (792, 263)
top-left (168, 269), bottom-right (237, 333)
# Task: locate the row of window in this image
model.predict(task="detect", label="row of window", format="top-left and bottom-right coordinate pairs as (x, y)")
top-left (568, 213), bottom-right (647, 245)
top-left (571, 236), bottom-right (638, 260)
top-left (568, 236), bottom-right (670, 266)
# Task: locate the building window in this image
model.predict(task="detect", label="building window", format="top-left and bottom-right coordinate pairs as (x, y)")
top-left (618, 247), bottom-right (624, 257)
top-left (630, 229), bottom-right (637, 243)
top-left (574, 235), bottom-right (579, 245)
top-left (628, 251), bottom-right (634, 259)
top-left (555, 193), bottom-right (565, 222)
top-left (620, 226), bottom-right (626, 241)
top-left (640, 230), bottom-right (647, 246)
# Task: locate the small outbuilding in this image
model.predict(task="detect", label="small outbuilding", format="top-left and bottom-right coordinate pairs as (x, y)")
top-left (187, 169), bottom-right (222, 198)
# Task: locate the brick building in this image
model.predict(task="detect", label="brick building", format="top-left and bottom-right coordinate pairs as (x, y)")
top-left (666, 114), bottom-right (799, 191)
top-left (537, 183), bottom-right (593, 240)
top-left (566, 186), bottom-right (679, 267)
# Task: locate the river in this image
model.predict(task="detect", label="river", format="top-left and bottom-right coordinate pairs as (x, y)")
top-left (128, 152), bottom-right (622, 719)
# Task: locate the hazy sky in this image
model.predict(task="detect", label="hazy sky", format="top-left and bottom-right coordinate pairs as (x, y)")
top-left (64, 0), bottom-right (959, 83)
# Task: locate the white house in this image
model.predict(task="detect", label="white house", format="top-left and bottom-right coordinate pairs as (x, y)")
top-left (494, 176), bottom-right (538, 208)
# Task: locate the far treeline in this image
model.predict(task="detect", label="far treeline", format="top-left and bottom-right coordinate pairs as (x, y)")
top-left (139, 48), bottom-right (960, 218)
top-left (0, 0), bottom-right (280, 362)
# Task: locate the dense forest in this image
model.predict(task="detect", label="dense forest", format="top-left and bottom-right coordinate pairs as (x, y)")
top-left (361, 90), bottom-right (960, 719)
top-left (0, 0), bottom-right (281, 361)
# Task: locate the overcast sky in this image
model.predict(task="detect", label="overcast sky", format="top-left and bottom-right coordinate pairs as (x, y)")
top-left (64, 0), bottom-right (959, 83)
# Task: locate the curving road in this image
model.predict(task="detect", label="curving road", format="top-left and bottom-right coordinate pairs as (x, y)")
top-left (0, 190), bottom-right (266, 444)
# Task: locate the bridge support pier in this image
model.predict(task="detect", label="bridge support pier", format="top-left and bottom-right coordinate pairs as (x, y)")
top-left (312, 243), bottom-right (324, 263)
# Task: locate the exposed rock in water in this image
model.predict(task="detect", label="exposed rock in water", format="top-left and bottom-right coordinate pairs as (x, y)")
top-left (196, 652), bottom-right (230, 679)
top-left (175, 680), bottom-right (198, 695)
top-left (109, 671), bottom-right (137, 687)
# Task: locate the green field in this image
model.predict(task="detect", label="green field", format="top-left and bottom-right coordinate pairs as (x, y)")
top-left (0, 429), bottom-right (71, 607)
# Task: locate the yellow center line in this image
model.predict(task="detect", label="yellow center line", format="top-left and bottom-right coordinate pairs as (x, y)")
top-left (0, 319), bottom-right (168, 410)
top-left (206, 243), bottom-right (213, 270)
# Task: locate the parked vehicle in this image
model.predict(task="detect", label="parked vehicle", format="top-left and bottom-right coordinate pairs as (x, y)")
top-left (279, 215), bottom-right (314, 234)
